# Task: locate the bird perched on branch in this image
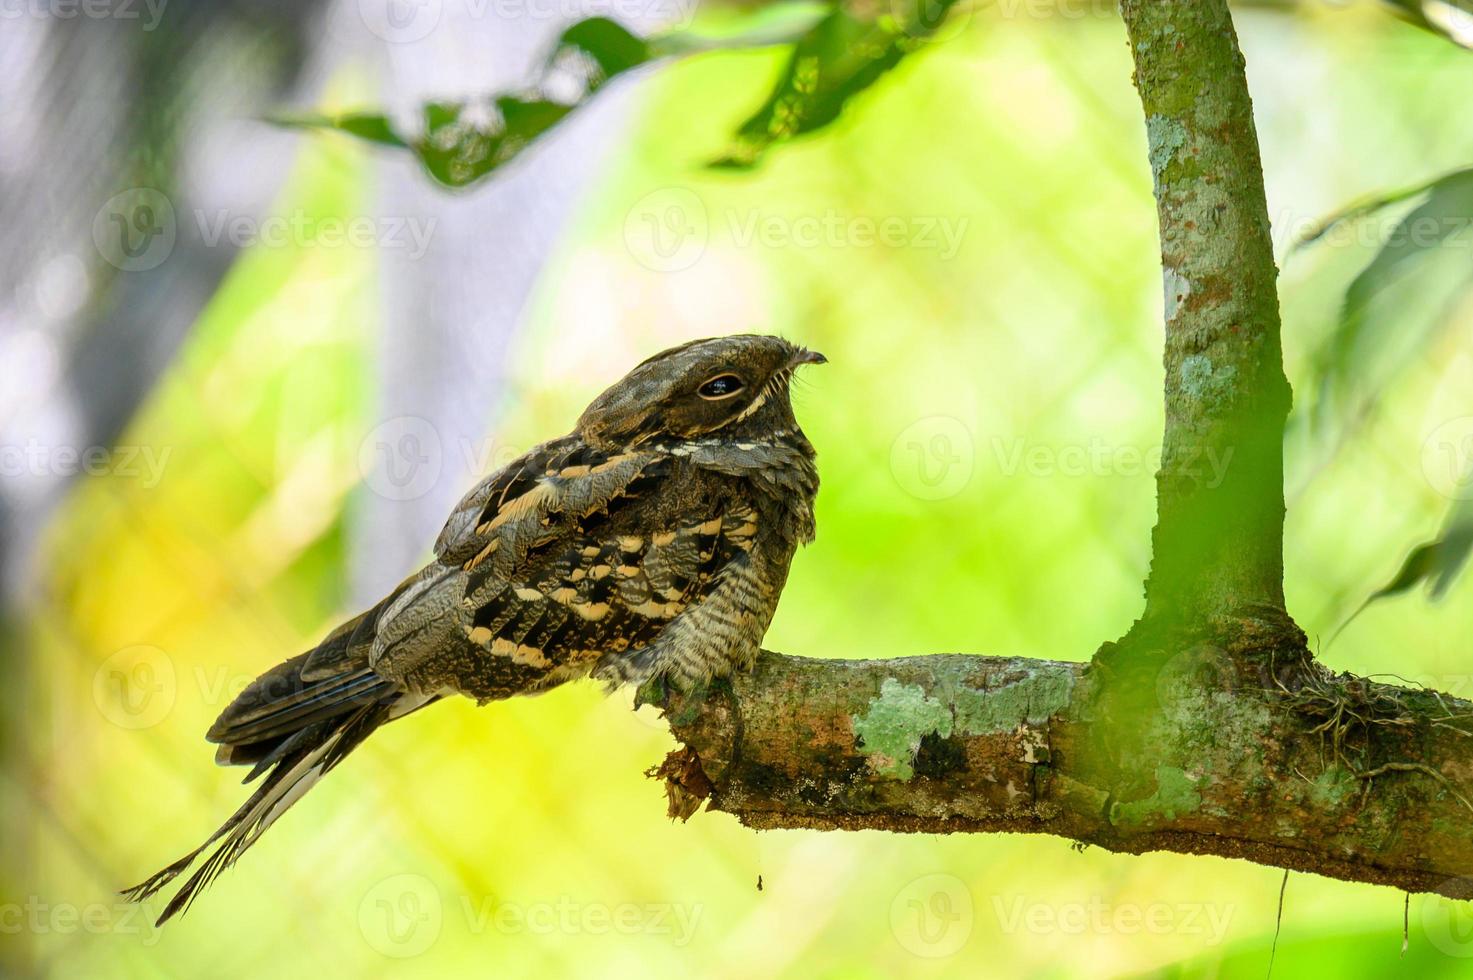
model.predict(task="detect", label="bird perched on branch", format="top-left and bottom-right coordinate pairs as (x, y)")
top-left (124, 334), bottom-right (824, 922)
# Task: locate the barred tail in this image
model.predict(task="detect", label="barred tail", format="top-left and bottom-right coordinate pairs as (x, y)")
top-left (122, 605), bottom-right (430, 924)
top-left (121, 700), bottom-right (387, 923)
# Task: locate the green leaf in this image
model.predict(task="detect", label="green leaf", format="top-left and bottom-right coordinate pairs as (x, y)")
top-left (713, 0), bottom-right (965, 169)
top-left (270, 12), bottom-right (833, 188)
top-left (1378, 0), bottom-right (1473, 50)
top-left (558, 15), bottom-right (654, 80)
top-left (272, 17), bottom-right (654, 189)
top-left (1334, 488), bottom-right (1473, 640)
top-left (1288, 169), bottom-right (1460, 253)
top-left (271, 111), bottom-right (409, 149)
top-left (1422, 497), bottom-right (1473, 600)
top-left (270, 1), bottom-right (963, 184)
top-left (1306, 168), bottom-right (1473, 423)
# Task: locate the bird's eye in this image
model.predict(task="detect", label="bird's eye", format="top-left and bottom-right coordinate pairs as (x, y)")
top-left (698, 374), bottom-right (745, 400)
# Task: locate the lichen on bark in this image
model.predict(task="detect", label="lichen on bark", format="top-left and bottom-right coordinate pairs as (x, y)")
top-left (1118, 0), bottom-right (1294, 638)
top-left (852, 678), bottom-right (954, 780)
top-left (635, 0), bottom-right (1473, 902)
top-left (651, 651), bottom-right (1473, 897)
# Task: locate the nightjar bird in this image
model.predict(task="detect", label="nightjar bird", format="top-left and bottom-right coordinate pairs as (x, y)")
top-left (124, 334), bottom-right (824, 923)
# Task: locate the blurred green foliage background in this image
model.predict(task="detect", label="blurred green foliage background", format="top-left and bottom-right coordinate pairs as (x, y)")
top-left (6, 3), bottom-right (1473, 978)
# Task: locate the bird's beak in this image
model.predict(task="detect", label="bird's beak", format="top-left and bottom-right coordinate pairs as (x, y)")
top-left (789, 348), bottom-right (827, 367)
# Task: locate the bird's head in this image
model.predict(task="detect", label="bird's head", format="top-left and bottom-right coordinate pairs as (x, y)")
top-left (577, 334), bottom-right (825, 450)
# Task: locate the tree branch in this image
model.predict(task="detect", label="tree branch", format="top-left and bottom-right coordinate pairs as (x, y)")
top-left (650, 651), bottom-right (1473, 898)
top-left (1118, 0), bottom-right (1293, 636)
top-left (638, 0), bottom-right (1473, 897)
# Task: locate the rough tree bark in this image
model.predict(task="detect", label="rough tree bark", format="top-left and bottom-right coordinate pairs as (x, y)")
top-left (654, 653), bottom-right (1473, 898)
top-left (643, 0), bottom-right (1473, 901)
top-left (1117, 0), bottom-right (1294, 637)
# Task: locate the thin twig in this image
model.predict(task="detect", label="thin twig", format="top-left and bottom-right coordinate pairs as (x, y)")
top-left (1402, 892), bottom-right (1410, 959)
top-left (1267, 869), bottom-right (1289, 980)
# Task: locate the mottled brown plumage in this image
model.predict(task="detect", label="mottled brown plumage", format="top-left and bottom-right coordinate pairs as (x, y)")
top-left (124, 334), bottom-right (823, 922)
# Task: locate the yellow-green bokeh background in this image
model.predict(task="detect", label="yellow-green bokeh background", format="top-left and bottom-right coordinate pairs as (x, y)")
top-left (10, 6), bottom-right (1473, 978)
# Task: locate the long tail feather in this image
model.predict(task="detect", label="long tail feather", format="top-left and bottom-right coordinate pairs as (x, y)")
top-left (123, 701), bottom-right (391, 924)
top-left (123, 580), bottom-right (456, 923)
top-left (120, 609), bottom-right (419, 926)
